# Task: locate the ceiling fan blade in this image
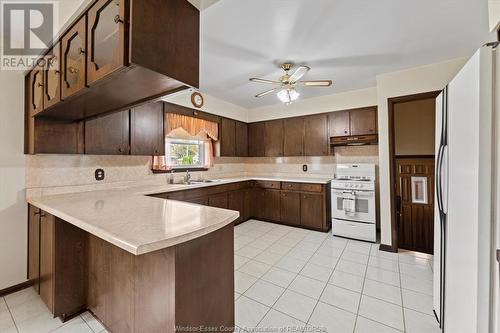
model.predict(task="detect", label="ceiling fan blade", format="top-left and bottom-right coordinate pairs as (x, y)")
top-left (249, 78), bottom-right (280, 85)
top-left (288, 65), bottom-right (310, 83)
top-left (255, 88), bottom-right (279, 98)
top-left (298, 80), bottom-right (333, 87)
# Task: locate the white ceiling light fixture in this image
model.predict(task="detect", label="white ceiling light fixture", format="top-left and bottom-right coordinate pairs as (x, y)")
top-left (277, 88), bottom-right (300, 104)
top-left (249, 63), bottom-right (332, 105)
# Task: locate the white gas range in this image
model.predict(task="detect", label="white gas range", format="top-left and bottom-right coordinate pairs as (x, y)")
top-left (331, 164), bottom-right (376, 242)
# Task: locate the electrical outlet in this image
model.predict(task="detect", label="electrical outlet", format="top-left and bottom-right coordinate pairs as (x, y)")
top-left (95, 169), bottom-right (105, 181)
top-left (302, 164), bottom-right (308, 172)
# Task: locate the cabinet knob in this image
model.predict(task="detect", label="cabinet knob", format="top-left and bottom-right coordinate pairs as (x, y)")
top-left (344, 130), bottom-right (348, 134)
top-left (118, 147), bottom-right (123, 153)
top-left (114, 15), bottom-right (124, 24)
top-left (78, 47), bottom-right (85, 55)
top-left (37, 82), bottom-right (43, 87)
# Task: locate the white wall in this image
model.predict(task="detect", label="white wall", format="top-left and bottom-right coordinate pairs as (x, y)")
top-left (0, 0), bottom-right (91, 290)
top-left (247, 87), bottom-right (377, 122)
top-left (163, 90), bottom-right (249, 122)
top-left (376, 57), bottom-right (468, 246)
top-left (0, 72), bottom-right (26, 290)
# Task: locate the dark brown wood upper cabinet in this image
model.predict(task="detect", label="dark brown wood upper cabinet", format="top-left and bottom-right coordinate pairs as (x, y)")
top-left (85, 110), bottom-right (130, 155)
top-left (283, 117), bottom-right (304, 156)
top-left (28, 65), bottom-right (44, 116)
top-left (87, 0), bottom-right (127, 85)
top-left (265, 120), bottom-right (284, 157)
top-left (328, 110), bottom-right (350, 137)
top-left (235, 121), bottom-right (248, 157)
top-left (350, 107), bottom-right (377, 136)
top-left (248, 122), bottom-right (265, 157)
top-left (61, 17), bottom-right (87, 99)
top-left (280, 191), bottom-right (301, 226)
top-left (304, 114), bottom-right (328, 156)
top-left (43, 43), bottom-right (61, 109)
top-left (130, 102), bottom-right (164, 156)
top-left (220, 118), bottom-right (236, 157)
top-left (300, 193), bottom-right (324, 230)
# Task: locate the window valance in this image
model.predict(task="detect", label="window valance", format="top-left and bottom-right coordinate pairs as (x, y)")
top-left (165, 113), bottom-right (219, 141)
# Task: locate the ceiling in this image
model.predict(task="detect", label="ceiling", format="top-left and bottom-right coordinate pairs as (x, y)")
top-left (199, 0), bottom-right (492, 109)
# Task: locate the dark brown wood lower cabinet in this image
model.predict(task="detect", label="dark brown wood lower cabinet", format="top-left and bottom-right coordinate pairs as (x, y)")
top-left (208, 193), bottom-right (228, 209)
top-left (39, 211), bottom-right (54, 312)
top-left (280, 192), bottom-right (301, 226)
top-left (27, 205), bottom-right (40, 291)
top-left (148, 181), bottom-right (331, 232)
top-left (300, 193), bottom-right (325, 230)
top-left (228, 190), bottom-right (245, 224)
top-left (263, 189), bottom-right (281, 222)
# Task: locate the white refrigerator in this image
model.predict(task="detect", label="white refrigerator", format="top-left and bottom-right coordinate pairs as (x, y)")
top-left (433, 45), bottom-right (496, 332)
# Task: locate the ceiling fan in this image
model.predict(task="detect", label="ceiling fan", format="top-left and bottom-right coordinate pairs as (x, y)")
top-left (249, 63), bottom-right (333, 104)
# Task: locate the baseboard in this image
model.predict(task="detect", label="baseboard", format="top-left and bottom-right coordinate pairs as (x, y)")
top-left (379, 244), bottom-right (398, 253)
top-left (0, 279), bottom-right (35, 298)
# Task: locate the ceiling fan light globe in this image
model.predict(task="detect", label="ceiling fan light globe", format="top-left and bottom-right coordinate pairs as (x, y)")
top-left (289, 89), bottom-right (300, 101)
top-left (277, 89), bottom-right (290, 103)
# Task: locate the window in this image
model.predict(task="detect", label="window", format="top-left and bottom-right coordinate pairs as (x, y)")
top-left (165, 138), bottom-right (205, 169)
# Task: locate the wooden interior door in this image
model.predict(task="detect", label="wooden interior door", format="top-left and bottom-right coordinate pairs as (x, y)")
top-left (87, 0), bottom-right (126, 84)
top-left (396, 158), bottom-right (435, 254)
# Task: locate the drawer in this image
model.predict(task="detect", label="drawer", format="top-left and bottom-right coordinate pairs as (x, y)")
top-left (332, 219), bottom-right (376, 242)
top-left (281, 182), bottom-right (301, 191)
top-left (300, 183), bottom-right (323, 193)
top-left (254, 180), bottom-right (280, 189)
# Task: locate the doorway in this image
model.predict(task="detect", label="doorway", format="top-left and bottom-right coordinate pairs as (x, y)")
top-left (388, 91), bottom-right (440, 254)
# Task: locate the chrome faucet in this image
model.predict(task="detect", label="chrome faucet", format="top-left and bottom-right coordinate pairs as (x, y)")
top-left (184, 170), bottom-right (191, 184)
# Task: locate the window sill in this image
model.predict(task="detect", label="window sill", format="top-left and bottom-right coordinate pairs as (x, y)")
top-left (152, 167), bottom-right (209, 174)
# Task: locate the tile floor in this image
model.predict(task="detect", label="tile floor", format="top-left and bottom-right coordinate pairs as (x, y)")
top-left (0, 219), bottom-right (439, 333)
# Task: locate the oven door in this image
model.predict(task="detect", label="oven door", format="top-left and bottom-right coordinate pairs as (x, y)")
top-left (332, 189), bottom-right (376, 223)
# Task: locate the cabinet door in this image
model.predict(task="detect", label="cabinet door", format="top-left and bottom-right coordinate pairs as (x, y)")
top-left (28, 66), bottom-right (44, 115)
top-left (228, 190), bottom-right (245, 224)
top-left (248, 122), bottom-right (265, 157)
top-left (280, 192), bottom-right (301, 226)
top-left (209, 193), bottom-right (228, 209)
top-left (220, 118), bottom-right (236, 156)
top-left (130, 102), bottom-right (164, 155)
top-left (235, 121), bottom-right (248, 157)
top-left (264, 120), bottom-right (284, 157)
top-left (62, 17), bottom-right (87, 99)
top-left (264, 189), bottom-right (281, 221)
top-left (242, 188), bottom-right (253, 221)
top-left (39, 211), bottom-right (54, 312)
top-left (87, 0), bottom-right (126, 84)
top-left (43, 43), bottom-right (61, 109)
top-left (328, 111), bottom-right (350, 137)
top-left (350, 107), bottom-right (377, 136)
top-left (252, 188), bottom-right (266, 220)
top-left (283, 117), bottom-right (304, 156)
top-left (27, 205), bottom-right (40, 291)
top-left (304, 114), bottom-right (328, 156)
top-left (85, 110), bottom-right (130, 155)
top-left (300, 193), bottom-right (324, 230)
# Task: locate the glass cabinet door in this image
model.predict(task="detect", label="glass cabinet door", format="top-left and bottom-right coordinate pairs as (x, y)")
top-left (29, 66), bottom-right (44, 115)
top-left (44, 43), bottom-right (61, 108)
top-left (62, 17), bottom-right (86, 99)
top-left (87, 0), bottom-right (125, 84)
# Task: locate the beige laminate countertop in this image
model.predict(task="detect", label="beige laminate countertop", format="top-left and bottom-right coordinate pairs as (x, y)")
top-left (27, 176), bottom-right (332, 256)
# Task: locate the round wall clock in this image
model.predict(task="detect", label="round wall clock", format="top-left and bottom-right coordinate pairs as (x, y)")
top-left (191, 92), bottom-right (204, 108)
